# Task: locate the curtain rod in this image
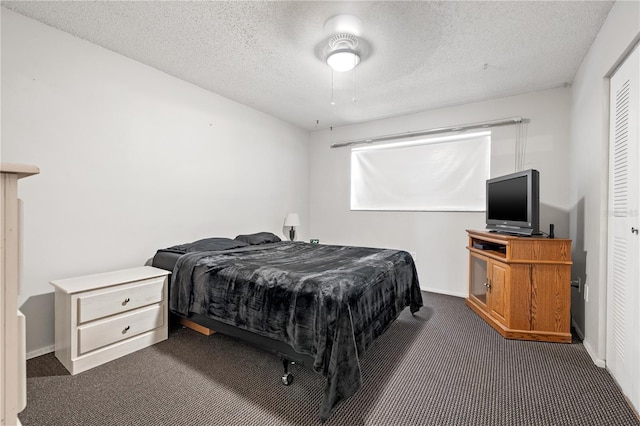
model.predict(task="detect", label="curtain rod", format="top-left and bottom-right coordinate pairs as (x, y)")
top-left (330, 116), bottom-right (523, 148)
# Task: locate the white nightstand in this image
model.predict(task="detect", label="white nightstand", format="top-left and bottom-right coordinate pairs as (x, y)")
top-left (50, 266), bottom-right (170, 375)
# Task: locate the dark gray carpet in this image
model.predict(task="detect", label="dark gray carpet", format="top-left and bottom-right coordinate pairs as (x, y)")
top-left (20, 292), bottom-right (640, 425)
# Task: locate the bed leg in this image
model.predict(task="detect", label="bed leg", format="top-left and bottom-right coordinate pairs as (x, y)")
top-left (281, 359), bottom-right (294, 386)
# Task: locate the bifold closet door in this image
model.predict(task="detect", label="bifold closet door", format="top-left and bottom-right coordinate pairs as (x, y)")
top-left (607, 42), bottom-right (639, 414)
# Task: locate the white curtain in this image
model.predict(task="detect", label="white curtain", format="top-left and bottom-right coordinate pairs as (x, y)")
top-left (351, 132), bottom-right (491, 211)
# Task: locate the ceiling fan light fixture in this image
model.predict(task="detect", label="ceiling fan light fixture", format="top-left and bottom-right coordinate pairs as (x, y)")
top-left (326, 33), bottom-right (361, 72)
top-left (327, 49), bottom-right (361, 72)
top-left (324, 31), bottom-right (363, 104)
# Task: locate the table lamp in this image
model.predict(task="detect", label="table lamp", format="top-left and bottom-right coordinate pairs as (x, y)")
top-left (284, 213), bottom-right (300, 241)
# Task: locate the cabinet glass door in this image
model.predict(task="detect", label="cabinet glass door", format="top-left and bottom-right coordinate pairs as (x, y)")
top-left (470, 255), bottom-right (488, 306)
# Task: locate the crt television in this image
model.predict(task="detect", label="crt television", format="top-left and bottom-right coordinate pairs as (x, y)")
top-left (486, 169), bottom-right (540, 236)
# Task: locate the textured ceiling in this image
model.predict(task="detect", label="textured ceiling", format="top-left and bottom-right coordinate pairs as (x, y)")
top-left (2, 1), bottom-right (614, 131)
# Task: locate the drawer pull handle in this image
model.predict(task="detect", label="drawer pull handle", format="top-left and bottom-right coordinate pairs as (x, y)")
top-left (122, 325), bottom-right (130, 334)
top-left (122, 298), bottom-right (130, 306)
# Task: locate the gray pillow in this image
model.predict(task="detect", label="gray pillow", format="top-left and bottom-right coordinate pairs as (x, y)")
top-left (167, 237), bottom-right (249, 254)
top-left (234, 232), bottom-right (282, 245)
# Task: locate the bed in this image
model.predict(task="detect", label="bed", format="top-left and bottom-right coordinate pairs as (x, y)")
top-left (151, 232), bottom-right (423, 421)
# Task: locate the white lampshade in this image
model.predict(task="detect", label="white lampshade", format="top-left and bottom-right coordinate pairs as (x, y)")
top-left (327, 50), bottom-right (360, 72)
top-left (284, 213), bottom-right (300, 227)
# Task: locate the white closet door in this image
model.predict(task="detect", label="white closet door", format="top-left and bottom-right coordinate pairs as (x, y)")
top-left (607, 43), bottom-right (640, 414)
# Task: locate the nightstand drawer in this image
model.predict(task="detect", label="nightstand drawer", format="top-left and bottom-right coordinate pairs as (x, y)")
top-left (78, 277), bottom-right (164, 324)
top-left (78, 304), bottom-right (163, 354)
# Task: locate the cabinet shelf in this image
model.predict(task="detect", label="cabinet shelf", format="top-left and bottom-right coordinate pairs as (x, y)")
top-left (467, 246), bottom-right (507, 261)
top-left (465, 230), bottom-right (572, 343)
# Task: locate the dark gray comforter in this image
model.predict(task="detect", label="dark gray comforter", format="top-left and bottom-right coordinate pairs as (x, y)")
top-left (170, 241), bottom-right (422, 420)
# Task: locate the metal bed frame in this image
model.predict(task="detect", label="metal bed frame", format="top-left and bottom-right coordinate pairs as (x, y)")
top-left (175, 311), bottom-right (315, 385)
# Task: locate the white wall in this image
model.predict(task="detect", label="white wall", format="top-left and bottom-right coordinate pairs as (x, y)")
top-left (1, 9), bottom-right (309, 356)
top-left (309, 87), bottom-right (571, 297)
top-left (569, 1), bottom-right (640, 365)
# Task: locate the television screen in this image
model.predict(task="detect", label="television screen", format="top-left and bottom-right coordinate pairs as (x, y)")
top-left (487, 176), bottom-right (528, 222)
top-left (486, 169), bottom-right (539, 235)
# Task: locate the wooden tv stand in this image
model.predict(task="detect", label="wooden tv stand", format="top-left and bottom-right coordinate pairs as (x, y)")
top-left (465, 230), bottom-right (572, 343)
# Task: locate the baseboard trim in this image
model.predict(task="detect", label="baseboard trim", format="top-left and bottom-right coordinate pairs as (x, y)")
top-left (27, 345), bottom-right (54, 360)
top-left (420, 286), bottom-right (467, 298)
top-left (582, 338), bottom-right (606, 368)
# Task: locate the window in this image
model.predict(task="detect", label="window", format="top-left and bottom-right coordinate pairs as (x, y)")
top-left (350, 131), bottom-right (490, 211)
